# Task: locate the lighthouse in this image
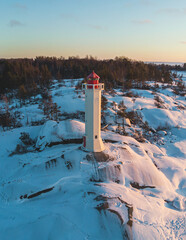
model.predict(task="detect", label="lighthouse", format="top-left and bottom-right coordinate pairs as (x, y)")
top-left (82, 71), bottom-right (105, 152)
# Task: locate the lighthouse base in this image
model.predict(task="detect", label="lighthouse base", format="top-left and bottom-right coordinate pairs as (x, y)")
top-left (82, 136), bottom-right (105, 152)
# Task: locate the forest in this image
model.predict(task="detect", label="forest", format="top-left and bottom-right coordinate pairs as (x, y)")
top-left (0, 56), bottom-right (182, 96)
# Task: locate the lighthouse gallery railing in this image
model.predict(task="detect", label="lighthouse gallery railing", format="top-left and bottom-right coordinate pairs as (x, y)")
top-left (82, 83), bottom-right (104, 90)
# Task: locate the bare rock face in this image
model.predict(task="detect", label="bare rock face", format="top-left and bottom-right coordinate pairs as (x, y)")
top-left (93, 152), bottom-right (111, 162)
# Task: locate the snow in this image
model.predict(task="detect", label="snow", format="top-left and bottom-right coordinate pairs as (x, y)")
top-left (36, 120), bottom-right (85, 150)
top-left (0, 76), bottom-right (185, 240)
top-left (141, 108), bottom-right (186, 128)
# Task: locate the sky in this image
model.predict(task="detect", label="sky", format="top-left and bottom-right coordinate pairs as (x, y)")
top-left (0, 0), bottom-right (186, 62)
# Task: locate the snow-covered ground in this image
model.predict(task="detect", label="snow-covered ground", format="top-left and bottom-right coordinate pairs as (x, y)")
top-left (0, 77), bottom-right (185, 240)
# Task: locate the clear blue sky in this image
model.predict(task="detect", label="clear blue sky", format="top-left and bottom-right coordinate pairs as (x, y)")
top-left (0, 0), bottom-right (186, 62)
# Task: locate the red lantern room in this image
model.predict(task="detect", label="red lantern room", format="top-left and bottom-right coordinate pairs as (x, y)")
top-left (87, 71), bottom-right (100, 89)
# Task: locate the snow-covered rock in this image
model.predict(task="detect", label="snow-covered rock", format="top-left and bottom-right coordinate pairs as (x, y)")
top-left (158, 130), bottom-right (167, 136)
top-left (124, 118), bottom-right (131, 127)
top-left (36, 120), bottom-right (85, 150)
top-left (36, 121), bottom-right (59, 151)
top-left (172, 196), bottom-right (186, 211)
top-left (141, 108), bottom-right (186, 129)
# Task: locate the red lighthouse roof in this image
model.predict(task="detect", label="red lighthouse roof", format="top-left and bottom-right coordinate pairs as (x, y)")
top-left (87, 71), bottom-right (100, 79)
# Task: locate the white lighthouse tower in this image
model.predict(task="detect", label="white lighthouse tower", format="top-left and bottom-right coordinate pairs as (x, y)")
top-left (82, 71), bottom-right (105, 152)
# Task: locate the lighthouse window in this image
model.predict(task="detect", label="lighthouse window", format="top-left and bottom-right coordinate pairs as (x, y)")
top-left (95, 135), bottom-right (97, 139)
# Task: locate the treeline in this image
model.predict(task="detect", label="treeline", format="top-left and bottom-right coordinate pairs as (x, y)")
top-left (169, 63), bottom-right (186, 71)
top-left (0, 56), bottom-right (174, 94)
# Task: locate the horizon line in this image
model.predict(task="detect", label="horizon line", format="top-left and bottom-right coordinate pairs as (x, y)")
top-left (0, 56), bottom-right (185, 64)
